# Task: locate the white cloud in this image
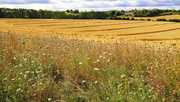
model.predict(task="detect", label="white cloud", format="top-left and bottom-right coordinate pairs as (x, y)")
top-left (0, 0), bottom-right (179, 11)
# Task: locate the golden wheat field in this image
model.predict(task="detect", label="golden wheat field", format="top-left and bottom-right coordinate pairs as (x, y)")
top-left (121, 15), bottom-right (180, 21)
top-left (0, 18), bottom-right (180, 47)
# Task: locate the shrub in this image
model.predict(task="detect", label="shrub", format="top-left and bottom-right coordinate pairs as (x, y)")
top-left (147, 19), bottom-right (151, 21)
top-left (140, 19), bottom-right (146, 21)
top-left (169, 19), bottom-right (180, 22)
top-left (130, 18), bottom-right (134, 20)
top-left (156, 18), bottom-right (167, 21)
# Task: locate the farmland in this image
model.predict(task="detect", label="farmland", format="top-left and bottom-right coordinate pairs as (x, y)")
top-left (0, 18), bottom-right (180, 101)
top-left (119, 15), bottom-right (180, 21)
top-left (0, 18), bottom-right (180, 47)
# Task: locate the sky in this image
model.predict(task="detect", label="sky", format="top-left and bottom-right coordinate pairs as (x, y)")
top-left (0, 0), bottom-right (180, 11)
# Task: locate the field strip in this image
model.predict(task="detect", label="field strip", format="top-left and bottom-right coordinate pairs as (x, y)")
top-left (117, 27), bottom-right (180, 36)
top-left (79, 23), bottom-right (170, 32)
top-left (139, 38), bottom-right (180, 41)
top-left (59, 22), bottom-right (145, 29)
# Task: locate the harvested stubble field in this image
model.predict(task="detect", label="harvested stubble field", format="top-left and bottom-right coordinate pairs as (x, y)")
top-left (119, 15), bottom-right (180, 21)
top-left (133, 15), bottom-right (180, 21)
top-left (0, 18), bottom-right (180, 101)
top-left (0, 18), bottom-right (180, 48)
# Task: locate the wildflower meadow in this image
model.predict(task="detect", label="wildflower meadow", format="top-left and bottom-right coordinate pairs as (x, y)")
top-left (0, 31), bottom-right (179, 101)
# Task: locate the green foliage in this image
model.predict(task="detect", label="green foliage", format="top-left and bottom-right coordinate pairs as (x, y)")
top-left (147, 19), bottom-right (151, 21)
top-left (77, 11), bottom-right (109, 19)
top-left (169, 19), bottom-right (180, 22)
top-left (156, 18), bottom-right (167, 21)
top-left (0, 8), bottom-right (110, 19)
top-left (74, 9), bottom-right (79, 14)
top-left (0, 8), bottom-right (179, 19)
top-left (140, 19), bottom-right (146, 21)
top-left (131, 18), bottom-right (135, 20)
top-left (134, 8), bottom-right (180, 17)
top-left (66, 9), bottom-right (70, 13)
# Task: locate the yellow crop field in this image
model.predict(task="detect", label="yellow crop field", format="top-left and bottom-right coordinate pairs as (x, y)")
top-left (119, 15), bottom-right (180, 21)
top-left (0, 18), bottom-right (180, 47)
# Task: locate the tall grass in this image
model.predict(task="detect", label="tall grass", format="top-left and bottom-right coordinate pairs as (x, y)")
top-left (0, 31), bottom-right (179, 101)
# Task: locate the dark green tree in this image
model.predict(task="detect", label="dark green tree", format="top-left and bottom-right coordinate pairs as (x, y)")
top-left (74, 9), bottom-right (79, 13)
top-left (39, 9), bottom-right (45, 18)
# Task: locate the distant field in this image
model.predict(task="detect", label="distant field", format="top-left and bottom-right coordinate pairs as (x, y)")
top-left (119, 15), bottom-right (180, 21)
top-left (0, 18), bottom-right (180, 47)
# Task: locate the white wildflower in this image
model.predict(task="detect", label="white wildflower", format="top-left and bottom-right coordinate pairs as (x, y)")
top-left (4, 78), bottom-right (7, 81)
top-left (19, 64), bottom-right (23, 67)
top-left (16, 88), bottom-right (21, 92)
top-left (95, 81), bottom-right (98, 84)
top-left (13, 57), bottom-right (16, 60)
top-left (39, 83), bottom-right (42, 85)
top-left (94, 68), bottom-right (99, 71)
top-left (82, 80), bottom-right (86, 83)
top-left (11, 78), bottom-right (15, 81)
top-left (48, 98), bottom-right (51, 101)
top-left (24, 75), bottom-right (27, 78)
top-left (79, 62), bottom-right (82, 65)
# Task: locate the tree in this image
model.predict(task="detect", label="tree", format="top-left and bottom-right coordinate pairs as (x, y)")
top-left (0, 8), bottom-right (4, 18)
top-left (44, 10), bottom-right (53, 19)
top-left (70, 9), bottom-right (73, 13)
top-left (66, 9), bottom-right (70, 13)
top-left (74, 9), bottom-right (79, 13)
top-left (108, 10), bottom-right (116, 17)
top-left (39, 9), bottom-right (45, 18)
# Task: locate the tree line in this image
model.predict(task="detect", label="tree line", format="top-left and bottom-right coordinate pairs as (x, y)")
top-left (0, 8), bottom-right (180, 19)
top-left (133, 8), bottom-right (180, 17)
top-left (0, 8), bottom-right (124, 19)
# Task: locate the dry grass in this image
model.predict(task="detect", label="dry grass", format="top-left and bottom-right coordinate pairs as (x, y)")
top-left (0, 31), bottom-right (179, 101)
